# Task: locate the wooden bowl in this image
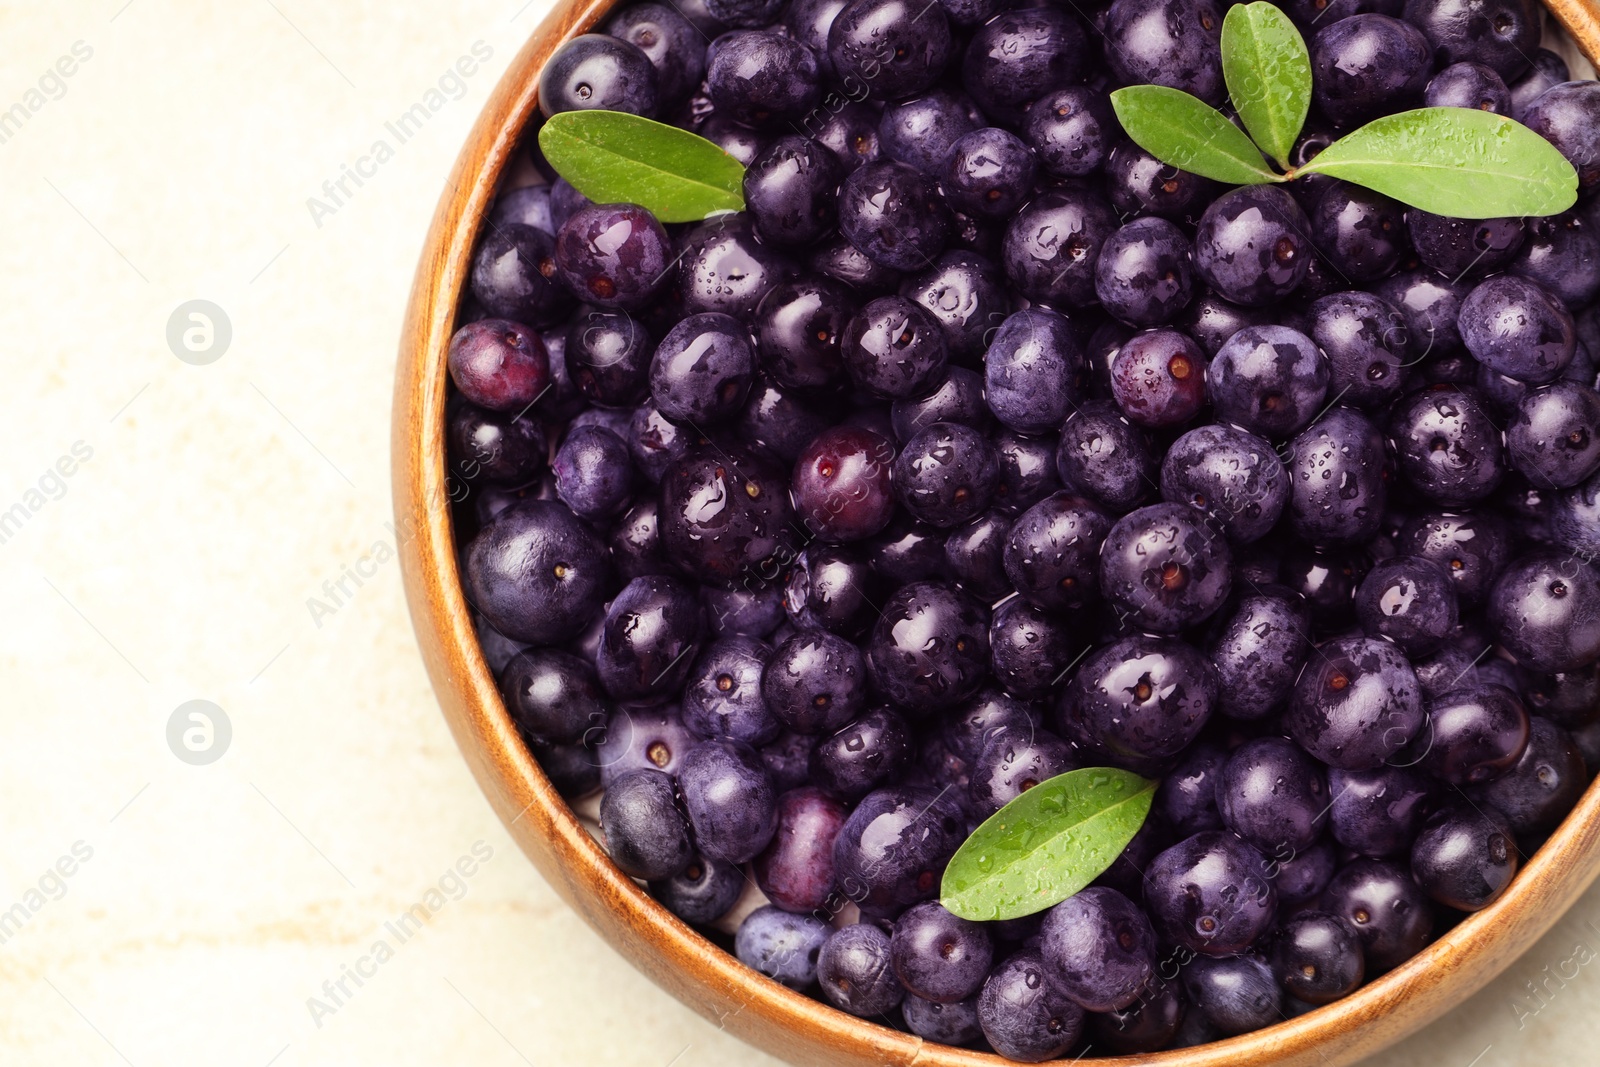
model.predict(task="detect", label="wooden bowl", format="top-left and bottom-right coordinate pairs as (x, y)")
top-left (395, 5), bottom-right (1600, 1064)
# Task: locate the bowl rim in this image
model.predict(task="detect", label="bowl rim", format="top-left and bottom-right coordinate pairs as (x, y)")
top-left (393, 4), bottom-right (1600, 1064)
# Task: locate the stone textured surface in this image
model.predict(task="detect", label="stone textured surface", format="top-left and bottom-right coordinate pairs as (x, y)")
top-left (0, 3), bottom-right (1597, 1065)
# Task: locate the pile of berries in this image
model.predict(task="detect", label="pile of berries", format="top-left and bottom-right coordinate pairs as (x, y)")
top-left (446, 0), bottom-right (1600, 1056)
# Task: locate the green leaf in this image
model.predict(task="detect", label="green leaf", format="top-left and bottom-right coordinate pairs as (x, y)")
top-left (1109, 86), bottom-right (1284, 187)
top-left (940, 767), bottom-right (1157, 922)
top-left (1222, 1), bottom-right (1311, 168)
top-left (537, 110), bottom-right (745, 223)
top-left (1297, 107), bottom-right (1578, 218)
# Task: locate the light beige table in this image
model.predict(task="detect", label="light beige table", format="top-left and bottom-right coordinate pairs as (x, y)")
top-left (1, 3), bottom-right (1597, 1064)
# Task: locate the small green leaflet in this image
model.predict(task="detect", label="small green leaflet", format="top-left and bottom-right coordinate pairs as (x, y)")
top-left (1109, 86), bottom-right (1283, 187)
top-left (941, 768), bottom-right (1156, 922)
top-left (1297, 107), bottom-right (1579, 219)
top-left (1221, 2), bottom-right (1310, 168)
top-left (538, 110), bottom-right (746, 223)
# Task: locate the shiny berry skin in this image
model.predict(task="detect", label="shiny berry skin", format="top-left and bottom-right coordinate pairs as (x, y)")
top-left (449, 400), bottom-right (548, 488)
top-left (755, 277), bottom-right (854, 393)
top-left (902, 252), bottom-right (1011, 362)
top-left (902, 993), bottom-right (983, 1045)
top-left (1002, 188), bottom-right (1120, 308)
top-left (988, 598), bottom-right (1081, 700)
top-left (1327, 765), bottom-right (1434, 857)
top-left (565, 308), bottom-right (651, 407)
top-left (1056, 402), bottom-right (1159, 513)
top-left (890, 902), bottom-right (994, 1003)
top-left (593, 704), bottom-right (696, 785)
top-left (1553, 469), bottom-right (1600, 558)
top-left (465, 500), bottom-right (612, 646)
top-left (1396, 511), bottom-right (1511, 610)
top-left (1180, 954), bottom-right (1281, 1037)
top-left (791, 543), bottom-right (884, 638)
top-left (501, 648), bottom-right (606, 745)
top-left (491, 183), bottom-right (555, 236)
top-left (1287, 406), bottom-right (1389, 546)
top-left (838, 159), bottom-right (952, 274)
top-left (649, 312), bottom-right (756, 424)
top-left (893, 421), bottom-right (998, 528)
top-left (742, 137), bottom-right (843, 250)
top-left (993, 431), bottom-right (1064, 515)
top-left (676, 216), bottom-right (795, 320)
top-left (1100, 502), bottom-right (1233, 632)
top-left (554, 203), bottom-right (673, 311)
top-left (600, 768), bottom-right (693, 879)
top-left (1096, 218), bottom-right (1196, 329)
top-left (1459, 275), bottom-right (1576, 384)
top-left (606, 2), bottom-right (706, 103)
top-left (943, 128), bottom-right (1037, 221)
top-left (1144, 831), bottom-right (1277, 956)
top-left (866, 581), bottom-right (991, 711)
top-left (808, 100), bottom-right (882, 173)
top-left (893, 367), bottom-right (991, 440)
top-left (878, 90), bottom-right (983, 177)
top-left (679, 737), bottom-right (779, 863)
top-left (1091, 976), bottom-right (1185, 1054)
top-left (660, 444), bottom-right (797, 588)
top-left (1410, 210), bottom-right (1526, 278)
top-left (944, 686), bottom-right (1042, 763)
top-left (1313, 185), bottom-right (1409, 285)
top-left (704, 570), bottom-right (785, 638)
top-left (1403, 0), bottom-right (1541, 81)
top-left (1156, 740), bottom-right (1227, 834)
top-left (1216, 737), bottom-right (1329, 854)
top-left (1522, 80), bottom-right (1600, 191)
top-left (1421, 683), bottom-right (1531, 785)
top-left (842, 294), bottom-right (950, 398)
top-left (1425, 60), bottom-right (1512, 113)
top-left (1002, 492), bottom-right (1113, 613)
top-left (811, 706), bottom-right (913, 799)
top-left (538, 33), bottom-right (659, 118)
top-left (762, 628), bottom-right (870, 733)
top-left (1160, 425), bottom-right (1289, 544)
top-left (1507, 380), bottom-right (1600, 487)
top-left (1194, 186), bottom-right (1312, 307)
top-left (1039, 886), bottom-right (1158, 1012)
top-left (1374, 268), bottom-right (1471, 357)
top-left (1104, 0), bottom-right (1226, 105)
top-left (649, 851), bottom-right (746, 925)
top-left (1023, 87), bottom-right (1115, 179)
top-left (818, 923), bottom-right (905, 1016)
top-left (961, 7), bottom-right (1089, 121)
top-left (977, 950), bottom-right (1085, 1062)
top-left (706, 0), bottom-right (783, 26)
top-left (968, 729), bottom-right (1077, 817)
top-left (1319, 858), bottom-right (1432, 972)
top-left (1271, 912), bottom-right (1365, 1006)
top-left (1308, 291), bottom-right (1411, 410)
top-left (1473, 715), bottom-right (1589, 835)
top-left (1106, 142), bottom-right (1217, 224)
top-left (1285, 634), bottom-right (1425, 769)
top-left (1277, 837), bottom-right (1341, 906)
top-left (1409, 802), bottom-right (1518, 911)
top-left (983, 308), bottom-right (1086, 436)
top-left (1061, 634), bottom-right (1219, 770)
top-left (706, 30), bottom-right (820, 128)
top-left (682, 635), bottom-right (779, 745)
top-left (448, 319), bottom-right (551, 412)
top-left (1354, 556), bottom-right (1459, 657)
top-left (1390, 384), bottom-right (1506, 507)
top-left (868, 512), bottom-right (950, 585)
top-left (1489, 551), bottom-right (1600, 673)
top-left (1311, 15), bottom-right (1432, 128)
top-left (553, 425), bottom-right (634, 520)
top-left (792, 424), bottom-right (897, 542)
top-left (1509, 47), bottom-right (1571, 118)
top-left (1521, 666), bottom-right (1600, 730)
top-left (1209, 589), bottom-right (1312, 722)
top-left (1110, 329), bottom-right (1207, 429)
top-left (736, 905), bottom-right (831, 987)
top-left (752, 786), bottom-right (848, 912)
top-left (828, 0), bottom-right (954, 101)
top-left (1208, 325), bottom-right (1329, 440)
top-left (470, 222), bottom-right (568, 327)
top-left (831, 785), bottom-right (966, 917)
top-left (1511, 212), bottom-right (1600, 309)
top-left (596, 574), bottom-right (705, 701)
